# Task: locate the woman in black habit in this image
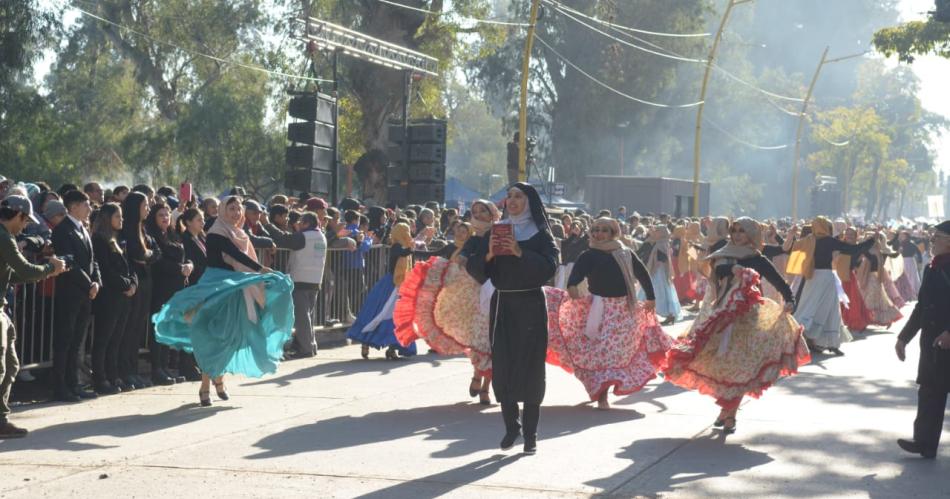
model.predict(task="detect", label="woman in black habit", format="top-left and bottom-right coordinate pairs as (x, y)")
top-left (466, 183), bottom-right (558, 455)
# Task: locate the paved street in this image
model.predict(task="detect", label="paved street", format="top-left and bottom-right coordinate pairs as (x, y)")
top-left (1, 305), bottom-right (948, 498)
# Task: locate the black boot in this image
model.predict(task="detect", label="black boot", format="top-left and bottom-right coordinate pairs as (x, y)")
top-left (522, 403), bottom-right (539, 455)
top-left (500, 402), bottom-right (521, 450)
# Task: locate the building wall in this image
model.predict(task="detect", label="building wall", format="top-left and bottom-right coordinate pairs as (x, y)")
top-left (584, 176), bottom-right (711, 217)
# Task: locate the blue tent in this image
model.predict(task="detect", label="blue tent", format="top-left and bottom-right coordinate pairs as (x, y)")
top-left (444, 177), bottom-right (485, 209)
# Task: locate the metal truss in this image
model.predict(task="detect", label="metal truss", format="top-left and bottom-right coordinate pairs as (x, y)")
top-left (295, 16), bottom-right (439, 76)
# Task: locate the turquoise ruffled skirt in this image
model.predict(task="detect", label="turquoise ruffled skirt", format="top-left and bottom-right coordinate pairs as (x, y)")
top-left (152, 268), bottom-right (295, 378)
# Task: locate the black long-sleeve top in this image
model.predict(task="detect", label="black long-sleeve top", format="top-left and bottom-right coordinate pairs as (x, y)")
top-left (92, 234), bottom-right (137, 295)
top-left (465, 231), bottom-right (558, 290)
top-left (714, 254), bottom-right (795, 304)
top-left (388, 244), bottom-right (413, 274)
top-left (206, 233), bottom-right (262, 272)
top-left (636, 242), bottom-right (668, 264)
top-left (182, 232), bottom-right (208, 284)
top-left (762, 244), bottom-right (788, 261)
top-left (891, 238), bottom-right (922, 260)
top-left (560, 235), bottom-right (589, 264)
top-left (567, 248), bottom-right (655, 300)
top-left (813, 236), bottom-right (875, 269)
top-left (122, 230), bottom-right (161, 279)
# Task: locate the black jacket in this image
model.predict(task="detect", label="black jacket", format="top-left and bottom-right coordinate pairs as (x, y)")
top-left (182, 232), bottom-right (208, 284)
top-left (52, 218), bottom-right (102, 296)
top-left (92, 234), bottom-right (137, 296)
top-left (899, 263), bottom-right (950, 391)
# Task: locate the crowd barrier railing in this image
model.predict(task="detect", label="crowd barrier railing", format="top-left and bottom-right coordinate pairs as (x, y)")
top-left (8, 244), bottom-right (391, 370)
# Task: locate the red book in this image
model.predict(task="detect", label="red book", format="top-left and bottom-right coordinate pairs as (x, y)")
top-left (492, 223), bottom-right (514, 256)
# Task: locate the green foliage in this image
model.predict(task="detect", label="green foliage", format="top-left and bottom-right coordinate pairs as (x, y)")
top-left (444, 81), bottom-right (506, 193)
top-left (874, 19), bottom-right (950, 63)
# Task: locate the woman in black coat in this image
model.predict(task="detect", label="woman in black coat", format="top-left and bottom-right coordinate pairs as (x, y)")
top-left (145, 200), bottom-right (194, 385)
top-left (466, 183), bottom-right (558, 455)
top-left (119, 192), bottom-right (161, 390)
top-left (91, 203), bottom-right (138, 395)
top-left (175, 207), bottom-right (208, 380)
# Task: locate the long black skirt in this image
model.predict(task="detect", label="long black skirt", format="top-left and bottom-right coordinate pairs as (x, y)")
top-left (489, 288), bottom-right (548, 404)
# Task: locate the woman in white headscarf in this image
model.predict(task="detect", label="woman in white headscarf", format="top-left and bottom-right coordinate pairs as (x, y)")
top-left (547, 218), bottom-right (671, 410)
top-left (467, 183), bottom-right (558, 456)
top-left (637, 226), bottom-right (681, 325)
top-left (663, 218), bottom-right (810, 435)
top-left (394, 200), bottom-right (501, 405)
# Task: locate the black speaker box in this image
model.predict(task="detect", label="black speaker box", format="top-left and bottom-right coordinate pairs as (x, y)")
top-left (388, 121), bottom-right (447, 144)
top-left (288, 94), bottom-right (336, 124)
top-left (409, 164), bottom-right (445, 183)
top-left (387, 186), bottom-right (409, 206)
top-left (288, 121), bottom-right (335, 148)
top-left (286, 145), bottom-right (334, 170)
top-left (286, 169), bottom-right (333, 195)
top-left (388, 144), bottom-right (446, 164)
top-left (409, 182), bottom-right (444, 203)
top-left (387, 165), bottom-right (409, 185)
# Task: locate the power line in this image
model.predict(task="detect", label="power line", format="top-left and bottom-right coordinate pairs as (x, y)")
top-left (546, 3), bottom-right (805, 105)
top-left (541, 0), bottom-right (711, 38)
top-left (703, 117), bottom-right (790, 150)
top-left (72, 6), bottom-right (333, 83)
top-left (550, 4), bottom-right (707, 63)
top-left (374, 0), bottom-right (530, 27)
top-left (535, 36), bottom-right (703, 109)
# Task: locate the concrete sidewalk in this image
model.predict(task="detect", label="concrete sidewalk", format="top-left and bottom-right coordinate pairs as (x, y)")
top-left (1, 306), bottom-right (947, 498)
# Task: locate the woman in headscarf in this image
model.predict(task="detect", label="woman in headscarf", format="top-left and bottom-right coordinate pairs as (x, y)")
top-left (760, 222), bottom-right (791, 304)
top-left (547, 218), bottom-right (671, 410)
top-left (556, 218), bottom-right (589, 291)
top-left (663, 218), bottom-right (809, 434)
top-left (467, 183), bottom-right (558, 455)
top-left (671, 225), bottom-right (699, 305)
top-left (788, 216), bottom-right (875, 355)
top-left (857, 232), bottom-right (904, 327)
top-left (396, 200), bottom-right (503, 405)
top-left (891, 230), bottom-right (923, 302)
top-left (839, 227), bottom-right (874, 334)
top-left (152, 196), bottom-right (295, 406)
top-left (637, 226), bottom-right (681, 325)
top-left (347, 222), bottom-right (418, 360)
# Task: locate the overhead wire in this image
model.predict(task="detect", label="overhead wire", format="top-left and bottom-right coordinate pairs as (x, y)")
top-left (543, 2), bottom-right (805, 104)
top-left (541, 0), bottom-right (710, 38)
top-left (549, 5), bottom-right (707, 63)
top-left (374, 0), bottom-right (530, 27)
top-left (703, 117), bottom-right (790, 150)
top-left (72, 5), bottom-right (333, 83)
top-left (535, 36), bottom-right (703, 109)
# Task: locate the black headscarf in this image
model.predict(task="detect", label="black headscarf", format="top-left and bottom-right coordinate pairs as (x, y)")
top-left (509, 182), bottom-right (551, 237)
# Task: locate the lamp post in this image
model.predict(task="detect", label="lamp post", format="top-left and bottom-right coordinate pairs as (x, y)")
top-left (791, 48), bottom-right (867, 221)
top-left (692, 0), bottom-right (753, 218)
top-left (518, 0), bottom-right (543, 182)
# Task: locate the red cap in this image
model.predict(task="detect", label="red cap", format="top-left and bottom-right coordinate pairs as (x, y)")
top-left (306, 197), bottom-right (328, 211)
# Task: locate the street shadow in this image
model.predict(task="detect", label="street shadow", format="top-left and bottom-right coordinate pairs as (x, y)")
top-left (588, 436), bottom-right (773, 496)
top-left (0, 405), bottom-right (236, 452)
top-left (243, 355), bottom-right (449, 388)
top-left (777, 371), bottom-right (915, 410)
top-left (247, 403), bottom-right (644, 460)
top-left (613, 381), bottom-right (687, 412)
top-left (355, 454), bottom-right (525, 499)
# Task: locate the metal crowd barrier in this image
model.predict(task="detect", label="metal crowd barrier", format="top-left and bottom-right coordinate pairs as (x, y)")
top-left (9, 245), bottom-right (391, 370)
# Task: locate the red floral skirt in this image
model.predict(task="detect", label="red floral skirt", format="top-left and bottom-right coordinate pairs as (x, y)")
top-left (546, 291), bottom-right (672, 400)
top-left (840, 271), bottom-right (872, 333)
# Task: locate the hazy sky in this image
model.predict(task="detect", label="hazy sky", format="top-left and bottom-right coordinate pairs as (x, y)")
top-left (897, 0), bottom-right (950, 174)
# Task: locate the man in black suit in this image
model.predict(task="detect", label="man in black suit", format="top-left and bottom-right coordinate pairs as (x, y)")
top-left (51, 190), bottom-right (102, 402)
top-left (896, 220), bottom-right (950, 459)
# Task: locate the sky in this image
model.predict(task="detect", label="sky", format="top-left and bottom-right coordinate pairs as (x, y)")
top-left (896, 0), bottom-right (950, 174)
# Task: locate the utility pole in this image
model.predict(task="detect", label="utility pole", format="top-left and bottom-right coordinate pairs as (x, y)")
top-left (518, 0), bottom-right (542, 183)
top-left (791, 48), bottom-right (866, 221)
top-left (692, 0), bottom-right (752, 217)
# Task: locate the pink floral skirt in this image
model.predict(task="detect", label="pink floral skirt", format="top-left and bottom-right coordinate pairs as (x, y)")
top-left (546, 291), bottom-right (672, 400)
top-left (860, 272), bottom-right (903, 327)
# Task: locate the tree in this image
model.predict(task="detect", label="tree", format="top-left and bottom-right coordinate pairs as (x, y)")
top-left (874, 0), bottom-right (950, 63)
